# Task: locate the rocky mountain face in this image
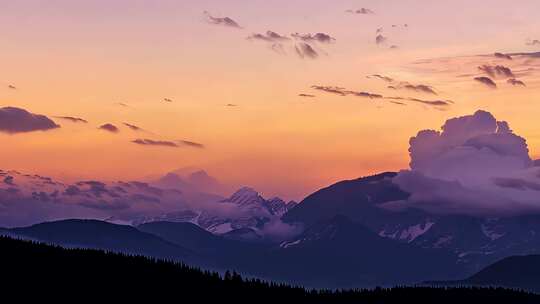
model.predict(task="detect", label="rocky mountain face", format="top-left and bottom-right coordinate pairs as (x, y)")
top-left (283, 172), bottom-right (540, 274)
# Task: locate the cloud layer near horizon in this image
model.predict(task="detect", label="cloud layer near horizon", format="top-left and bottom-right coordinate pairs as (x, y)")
top-left (384, 110), bottom-right (540, 216)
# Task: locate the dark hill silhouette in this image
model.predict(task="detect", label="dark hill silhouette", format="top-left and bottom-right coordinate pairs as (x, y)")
top-left (5, 219), bottom-right (201, 264)
top-left (1, 236), bottom-right (538, 303)
top-left (432, 255), bottom-right (540, 292)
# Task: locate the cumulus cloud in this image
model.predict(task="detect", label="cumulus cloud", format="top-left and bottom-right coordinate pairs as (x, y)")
top-left (98, 123), bottom-right (119, 133)
top-left (203, 11), bottom-right (241, 29)
top-left (0, 107), bottom-right (60, 134)
top-left (474, 76), bottom-right (497, 88)
top-left (385, 110), bottom-right (540, 216)
top-left (507, 78), bottom-right (526, 86)
top-left (132, 139), bottom-right (178, 148)
top-left (55, 116), bottom-right (88, 123)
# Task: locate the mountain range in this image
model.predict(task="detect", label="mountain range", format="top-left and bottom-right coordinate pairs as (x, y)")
top-left (4, 169), bottom-right (540, 287)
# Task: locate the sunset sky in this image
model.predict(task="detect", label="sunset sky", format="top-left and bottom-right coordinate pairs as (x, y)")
top-left (1, 0), bottom-right (540, 200)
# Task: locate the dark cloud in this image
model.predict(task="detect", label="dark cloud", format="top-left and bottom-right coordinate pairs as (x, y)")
top-left (346, 8), bottom-right (374, 14)
top-left (98, 123), bottom-right (119, 133)
top-left (494, 52), bottom-right (512, 60)
top-left (203, 11), bottom-right (241, 29)
top-left (247, 31), bottom-right (290, 42)
top-left (123, 122), bottom-right (143, 131)
top-left (225, 103), bottom-right (238, 107)
top-left (179, 140), bottom-right (205, 149)
top-left (349, 91), bottom-right (383, 99)
top-left (0, 107), bottom-right (60, 134)
top-left (4, 176), bottom-right (15, 186)
top-left (8, 85), bottom-right (16, 90)
top-left (291, 32), bottom-right (335, 44)
top-left (474, 76), bottom-right (497, 88)
top-left (478, 65), bottom-right (514, 78)
top-left (298, 93), bottom-right (316, 98)
top-left (507, 78), bottom-right (526, 86)
top-left (526, 39), bottom-right (540, 46)
top-left (295, 43), bottom-right (318, 59)
top-left (367, 75), bottom-right (437, 94)
top-left (132, 139), bottom-right (178, 148)
top-left (55, 116), bottom-right (88, 123)
top-left (376, 34), bottom-right (387, 45)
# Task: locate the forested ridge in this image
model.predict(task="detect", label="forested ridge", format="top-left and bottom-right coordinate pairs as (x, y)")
top-left (0, 236), bottom-right (537, 303)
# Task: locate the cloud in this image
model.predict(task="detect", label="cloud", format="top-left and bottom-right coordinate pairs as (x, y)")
top-left (247, 31), bottom-right (290, 42)
top-left (478, 65), bottom-right (514, 78)
top-left (132, 139), bottom-right (178, 148)
top-left (8, 85), bottom-right (16, 90)
top-left (55, 116), bottom-right (88, 123)
top-left (474, 76), bottom-right (497, 88)
top-left (376, 34), bottom-right (387, 45)
top-left (116, 102), bottom-right (129, 107)
top-left (295, 43), bottom-right (318, 59)
top-left (346, 8), bottom-right (374, 15)
top-left (225, 103), bottom-right (238, 107)
top-left (494, 52), bottom-right (512, 60)
top-left (203, 11), bottom-right (241, 29)
top-left (367, 74), bottom-right (394, 82)
top-left (123, 122), bottom-right (143, 131)
top-left (312, 85), bottom-right (450, 107)
top-left (179, 140), bottom-right (205, 149)
top-left (386, 97), bottom-right (452, 107)
top-left (163, 98), bottom-right (173, 103)
top-left (311, 85), bottom-right (382, 99)
top-left (402, 84), bottom-right (437, 95)
top-left (98, 123), bottom-right (119, 133)
top-left (385, 110), bottom-right (540, 216)
top-left (0, 107), bottom-right (60, 134)
top-left (507, 78), bottom-right (526, 86)
top-left (292, 32), bottom-right (335, 44)
top-left (298, 93), bottom-right (316, 98)
top-left (526, 39), bottom-right (540, 46)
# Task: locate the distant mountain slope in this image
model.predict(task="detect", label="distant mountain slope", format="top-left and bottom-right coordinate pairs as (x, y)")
top-left (433, 255), bottom-right (540, 292)
top-left (4, 219), bottom-right (200, 264)
top-left (2, 236), bottom-right (539, 303)
top-left (267, 215), bottom-right (461, 287)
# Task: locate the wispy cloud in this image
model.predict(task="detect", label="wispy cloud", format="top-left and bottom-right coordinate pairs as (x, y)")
top-left (298, 93), bottom-right (316, 98)
top-left (474, 76), bottom-right (497, 88)
top-left (478, 65), bottom-right (514, 78)
top-left (55, 116), bottom-right (88, 123)
top-left (295, 43), bottom-right (318, 59)
top-left (346, 8), bottom-right (374, 15)
top-left (123, 122), bottom-right (144, 131)
top-left (292, 32), bottom-right (335, 44)
top-left (494, 52), bottom-right (512, 60)
top-left (247, 31), bottom-right (290, 42)
top-left (132, 139), bottom-right (178, 148)
top-left (179, 140), bottom-right (205, 149)
top-left (203, 11), bottom-right (242, 29)
top-left (507, 78), bottom-right (526, 86)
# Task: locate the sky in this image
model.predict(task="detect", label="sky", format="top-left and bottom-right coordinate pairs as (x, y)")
top-left (1, 0), bottom-right (540, 201)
